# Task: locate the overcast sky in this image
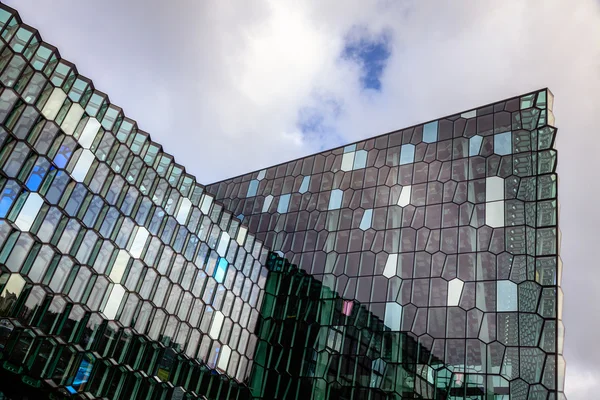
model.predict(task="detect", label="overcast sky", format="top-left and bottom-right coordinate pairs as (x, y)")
top-left (5, 0), bottom-right (599, 397)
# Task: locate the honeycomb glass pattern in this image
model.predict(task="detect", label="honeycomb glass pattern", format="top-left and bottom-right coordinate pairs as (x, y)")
top-left (0, 3), bottom-right (269, 399)
top-left (0, 2), bottom-right (567, 399)
top-left (208, 90), bottom-right (565, 399)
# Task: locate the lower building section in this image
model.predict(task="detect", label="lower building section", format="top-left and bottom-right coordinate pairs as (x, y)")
top-left (250, 252), bottom-right (544, 400)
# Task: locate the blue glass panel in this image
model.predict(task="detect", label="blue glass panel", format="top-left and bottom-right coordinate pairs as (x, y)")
top-left (328, 189), bottom-right (343, 210)
top-left (214, 257), bottom-right (228, 283)
top-left (353, 150), bottom-right (368, 170)
top-left (66, 357), bottom-right (94, 394)
top-left (246, 179), bottom-right (258, 197)
top-left (344, 144), bottom-right (356, 153)
top-left (399, 144), bottom-right (415, 165)
top-left (26, 162), bottom-right (49, 191)
top-left (277, 194), bottom-right (291, 214)
top-left (423, 121), bottom-right (438, 143)
top-left (299, 176), bottom-right (310, 194)
top-left (494, 131), bottom-right (512, 155)
top-left (0, 181), bottom-right (20, 218)
top-left (359, 209), bottom-right (373, 230)
top-left (469, 135), bottom-right (483, 156)
top-left (54, 144), bottom-right (73, 168)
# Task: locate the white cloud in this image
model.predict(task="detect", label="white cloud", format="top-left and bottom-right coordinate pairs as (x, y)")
top-left (4, 0), bottom-right (600, 394)
top-left (565, 365), bottom-right (600, 399)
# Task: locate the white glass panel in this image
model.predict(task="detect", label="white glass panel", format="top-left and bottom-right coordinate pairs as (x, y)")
top-left (262, 195), bottom-right (273, 212)
top-left (486, 177), bottom-right (504, 202)
top-left (485, 201), bottom-right (504, 227)
top-left (497, 280), bottom-right (517, 311)
top-left (447, 278), bottom-right (464, 306)
top-left (257, 169), bottom-right (266, 180)
top-left (217, 345), bottom-right (231, 371)
top-left (200, 194), bottom-right (213, 214)
top-left (103, 284), bottom-right (125, 320)
top-left (383, 254), bottom-right (398, 278)
top-left (341, 152), bottom-right (355, 171)
top-left (384, 302), bottom-right (402, 331)
top-left (78, 118), bottom-right (101, 148)
top-left (236, 226), bottom-right (247, 246)
top-left (209, 311), bottom-right (224, 339)
top-left (129, 226), bottom-right (149, 258)
top-left (41, 87), bottom-right (67, 120)
top-left (397, 185), bottom-right (412, 207)
top-left (109, 250), bottom-right (130, 284)
top-left (176, 198), bottom-right (192, 225)
top-left (61, 103), bottom-right (85, 135)
top-left (15, 193), bottom-right (43, 231)
top-left (461, 110), bottom-right (476, 119)
top-left (217, 232), bottom-right (230, 257)
top-left (71, 149), bottom-right (95, 182)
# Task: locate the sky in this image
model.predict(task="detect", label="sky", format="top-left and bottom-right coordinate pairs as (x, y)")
top-left (4, 0), bottom-right (600, 397)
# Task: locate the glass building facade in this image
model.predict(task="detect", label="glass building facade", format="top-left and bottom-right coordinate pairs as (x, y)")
top-left (0, 2), bottom-right (565, 399)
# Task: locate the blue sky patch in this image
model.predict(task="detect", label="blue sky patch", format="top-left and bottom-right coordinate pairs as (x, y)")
top-left (342, 29), bottom-right (392, 91)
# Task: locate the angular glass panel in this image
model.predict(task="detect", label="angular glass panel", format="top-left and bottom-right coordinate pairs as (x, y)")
top-left (344, 144), bottom-right (356, 153)
top-left (14, 192), bottom-right (43, 231)
top-left (71, 149), bottom-right (94, 182)
top-left (423, 121), bottom-right (438, 143)
top-left (469, 135), bottom-right (483, 156)
top-left (214, 257), bottom-right (228, 284)
top-left (217, 231), bottom-right (230, 257)
top-left (447, 278), bottom-right (464, 306)
top-left (78, 118), bottom-right (101, 149)
top-left (384, 302), bottom-right (402, 331)
top-left (236, 226), bottom-right (247, 246)
top-left (277, 194), bottom-right (290, 214)
top-left (400, 144), bottom-right (415, 165)
top-left (175, 198), bottom-right (192, 225)
top-left (102, 284), bottom-right (125, 320)
top-left (129, 226), bottom-right (149, 258)
top-left (209, 310), bottom-right (224, 339)
top-left (41, 87), bottom-right (66, 120)
top-left (109, 250), bottom-right (130, 284)
top-left (61, 103), bottom-right (84, 135)
top-left (246, 180), bottom-right (259, 197)
top-left (298, 176), bottom-right (310, 194)
top-left (353, 149), bottom-right (368, 170)
top-left (341, 152), bottom-right (354, 171)
top-left (359, 209), bottom-right (373, 231)
top-left (262, 195), bottom-right (273, 213)
top-left (383, 254), bottom-right (397, 278)
top-left (497, 280), bottom-right (518, 311)
top-left (494, 131), bottom-right (512, 155)
top-left (397, 185), bottom-right (412, 207)
top-left (328, 189), bottom-right (343, 210)
top-left (486, 201), bottom-right (504, 228)
top-left (486, 176), bottom-right (504, 202)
